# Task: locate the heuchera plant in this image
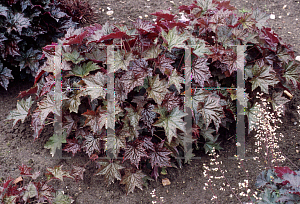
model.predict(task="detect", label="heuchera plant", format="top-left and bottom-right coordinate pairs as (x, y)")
top-left (6, 0), bottom-right (300, 194)
top-left (0, 164), bottom-right (74, 203)
top-left (249, 166), bottom-right (300, 203)
top-left (0, 0), bottom-right (77, 90)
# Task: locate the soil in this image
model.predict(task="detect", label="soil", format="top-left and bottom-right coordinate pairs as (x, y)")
top-left (1, 0), bottom-right (300, 203)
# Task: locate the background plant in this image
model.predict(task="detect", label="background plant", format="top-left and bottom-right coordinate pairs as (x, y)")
top-left (56, 0), bottom-right (100, 26)
top-left (5, 0), bottom-right (300, 195)
top-left (0, 0), bottom-right (78, 90)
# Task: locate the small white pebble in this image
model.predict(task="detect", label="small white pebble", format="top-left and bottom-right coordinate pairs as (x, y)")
top-left (145, 14), bottom-right (148, 18)
top-left (296, 56), bottom-right (300, 62)
top-left (139, 16), bottom-right (143, 19)
top-left (279, 16), bottom-right (282, 19)
top-left (270, 14), bottom-right (275, 19)
top-left (107, 7), bottom-right (111, 10)
top-left (287, 12), bottom-right (290, 16)
top-left (294, 122), bottom-right (297, 125)
top-left (147, 0), bottom-right (150, 1)
top-left (152, 19), bottom-right (156, 22)
top-left (170, 0), bottom-right (175, 4)
top-left (296, 18), bottom-right (299, 20)
top-left (283, 5), bottom-right (287, 9)
top-left (288, 31), bottom-right (292, 34)
top-left (107, 11), bottom-right (114, 16)
top-left (236, 142), bottom-right (241, 147)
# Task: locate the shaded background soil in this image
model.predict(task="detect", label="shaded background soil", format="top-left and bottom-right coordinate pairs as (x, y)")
top-left (1, 0), bottom-right (300, 203)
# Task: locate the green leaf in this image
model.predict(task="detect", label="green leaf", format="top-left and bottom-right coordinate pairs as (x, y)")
top-left (22, 182), bottom-right (38, 202)
top-left (251, 61), bottom-right (279, 94)
top-left (82, 72), bottom-right (107, 100)
top-left (184, 148), bottom-right (195, 164)
top-left (283, 60), bottom-right (300, 89)
top-left (110, 50), bottom-right (134, 73)
top-left (204, 139), bottom-right (223, 154)
top-left (146, 75), bottom-right (170, 105)
top-left (63, 50), bottom-right (85, 64)
top-left (6, 96), bottom-right (33, 127)
top-left (230, 88), bottom-right (249, 107)
top-left (191, 89), bottom-right (210, 114)
top-left (72, 61), bottom-right (101, 77)
top-left (177, 133), bottom-right (196, 164)
top-left (161, 26), bottom-right (189, 50)
top-left (198, 96), bottom-right (224, 131)
top-left (251, 8), bottom-right (270, 29)
top-left (154, 106), bottom-right (188, 143)
top-left (115, 24), bottom-right (137, 36)
top-left (196, 0), bottom-right (218, 13)
top-left (200, 127), bottom-right (216, 142)
top-left (125, 106), bottom-right (140, 131)
top-left (62, 90), bottom-right (83, 113)
top-left (53, 191), bottom-right (73, 204)
top-left (36, 92), bottom-right (58, 123)
top-left (245, 102), bottom-right (260, 133)
top-left (85, 48), bottom-right (106, 62)
top-left (95, 160), bottom-right (125, 186)
top-left (44, 131), bottom-right (67, 157)
top-left (142, 44), bottom-right (162, 60)
top-left (257, 188), bottom-right (278, 203)
top-left (105, 133), bottom-right (126, 158)
top-left (3, 195), bottom-right (18, 204)
top-left (189, 37), bottom-right (212, 58)
top-left (168, 70), bottom-right (184, 92)
top-left (46, 165), bottom-right (74, 182)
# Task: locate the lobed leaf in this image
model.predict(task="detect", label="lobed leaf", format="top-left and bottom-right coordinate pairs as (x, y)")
top-left (146, 75), bottom-right (170, 105)
top-left (46, 165), bottom-right (74, 182)
top-left (44, 131), bottom-right (67, 157)
top-left (123, 140), bottom-right (148, 168)
top-left (148, 140), bottom-right (172, 168)
top-left (95, 160), bottom-right (125, 186)
top-left (154, 106), bottom-right (188, 143)
top-left (198, 95), bottom-right (224, 131)
top-left (72, 61), bottom-right (101, 77)
top-left (120, 170), bottom-right (146, 195)
top-left (6, 96), bottom-right (33, 127)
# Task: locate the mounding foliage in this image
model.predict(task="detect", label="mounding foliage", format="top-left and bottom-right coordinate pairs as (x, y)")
top-left (0, 0), bottom-right (77, 90)
top-left (6, 0), bottom-right (300, 195)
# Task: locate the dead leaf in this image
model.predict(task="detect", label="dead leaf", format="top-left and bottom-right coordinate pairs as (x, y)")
top-left (162, 178), bottom-right (171, 186)
top-left (13, 176), bottom-right (23, 184)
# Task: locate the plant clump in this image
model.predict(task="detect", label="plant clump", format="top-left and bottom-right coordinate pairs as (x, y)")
top-left (6, 0), bottom-right (300, 195)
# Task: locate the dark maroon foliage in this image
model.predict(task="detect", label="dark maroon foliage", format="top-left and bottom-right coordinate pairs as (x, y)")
top-left (0, 0), bottom-right (77, 90)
